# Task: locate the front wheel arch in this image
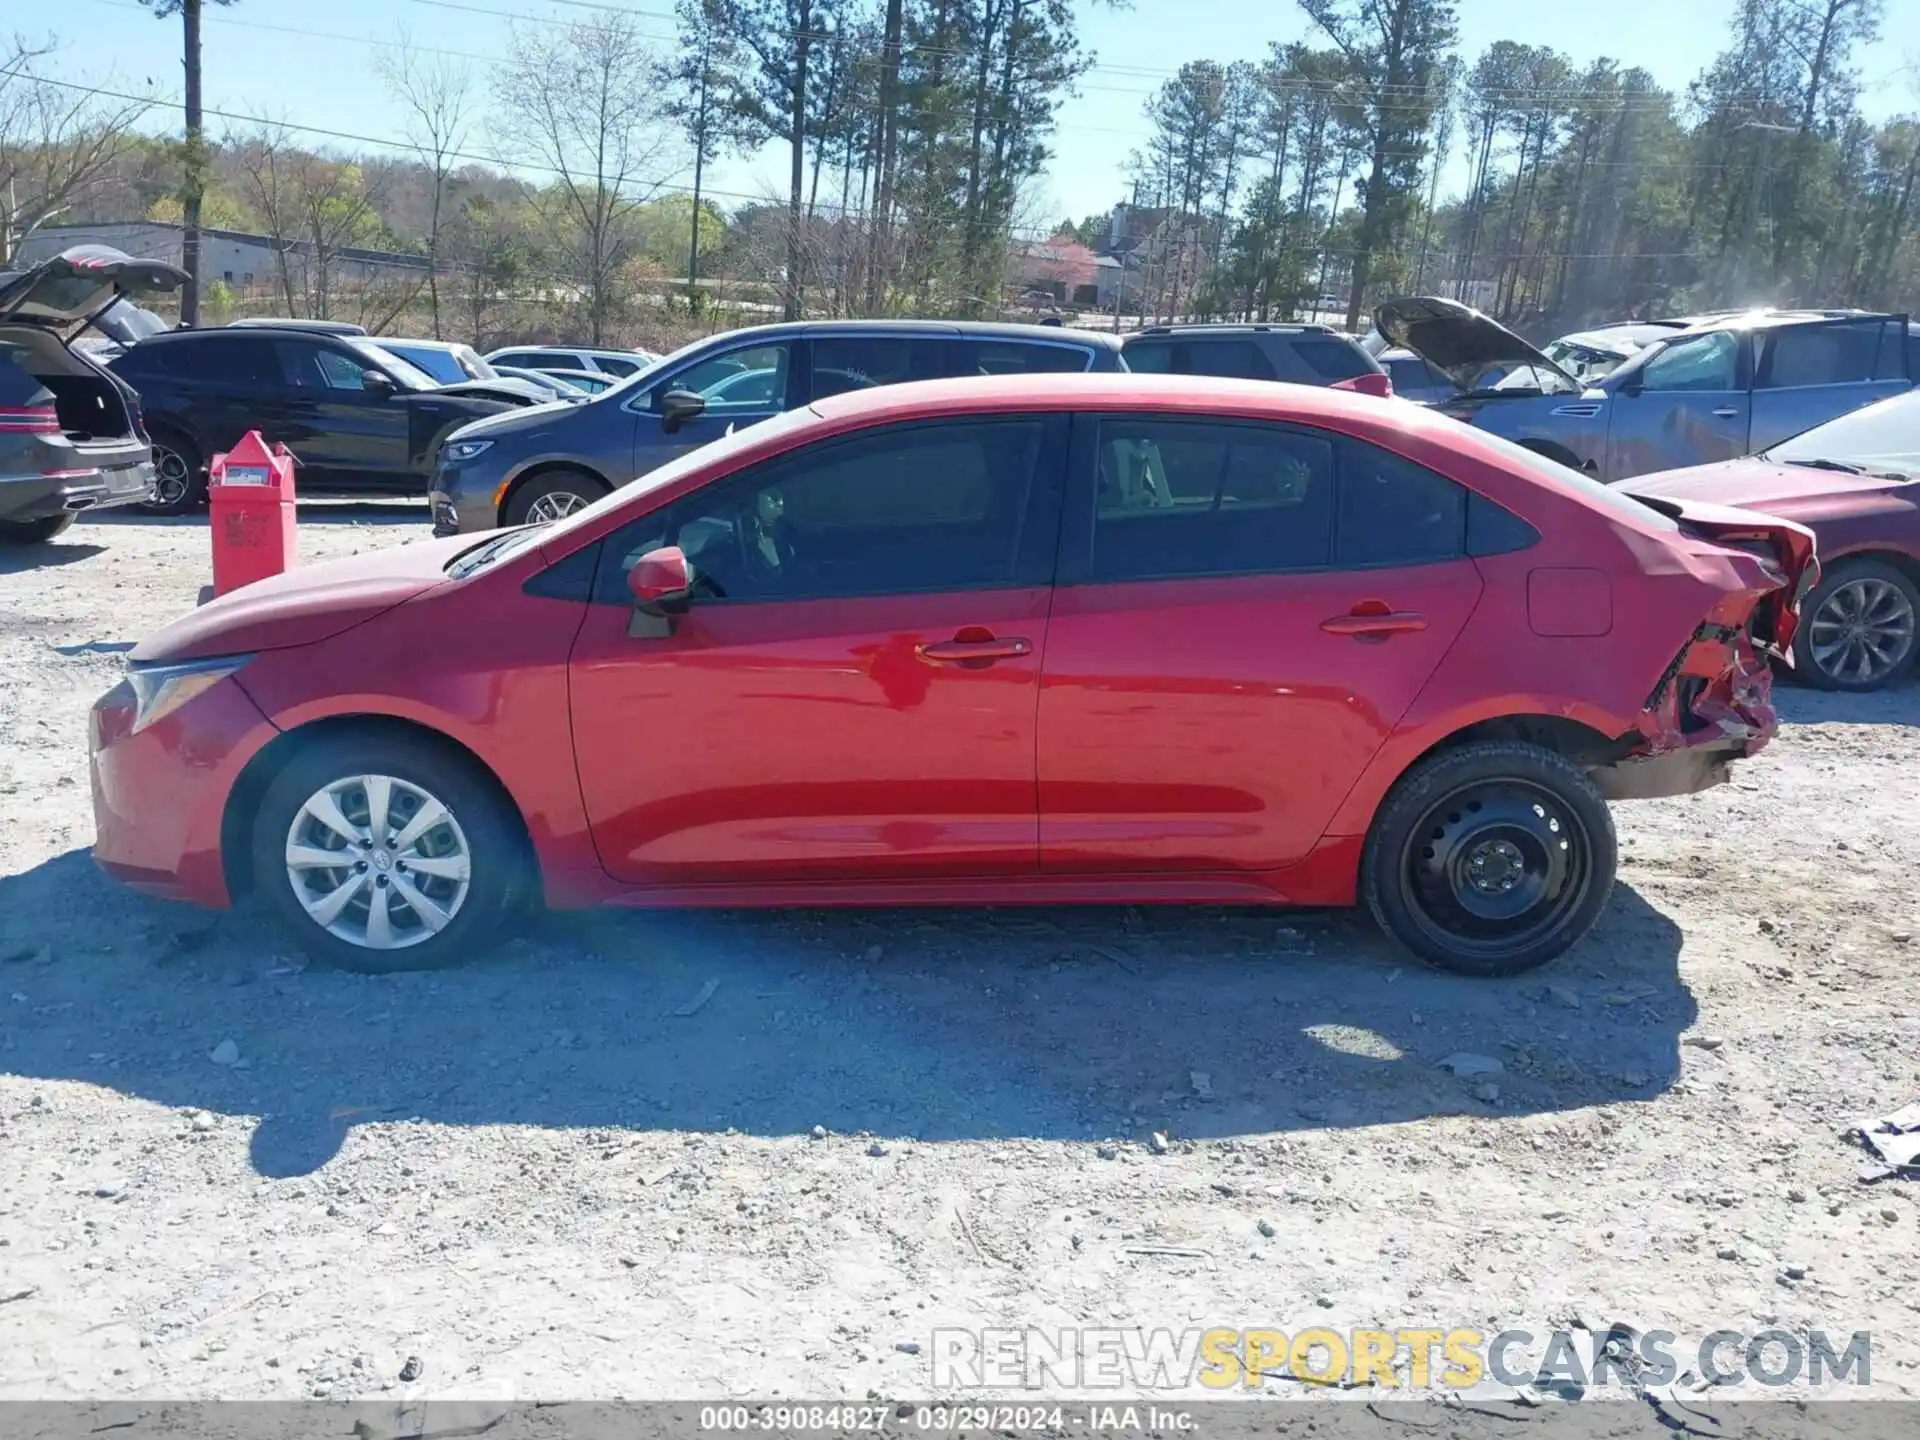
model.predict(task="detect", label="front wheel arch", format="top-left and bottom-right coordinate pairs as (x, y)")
top-left (497, 464), bottom-right (612, 527)
top-left (221, 714), bottom-right (539, 906)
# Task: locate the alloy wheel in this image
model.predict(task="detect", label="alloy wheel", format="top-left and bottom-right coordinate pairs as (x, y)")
top-left (525, 491), bottom-right (589, 523)
top-left (283, 774), bottom-right (472, 951)
top-left (1808, 576), bottom-right (1916, 687)
top-left (1397, 779), bottom-right (1594, 963)
top-left (151, 445), bottom-right (192, 507)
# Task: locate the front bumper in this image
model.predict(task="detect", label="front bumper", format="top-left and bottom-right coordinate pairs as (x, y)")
top-left (1, 456), bottom-right (154, 523)
top-left (89, 672), bottom-right (279, 908)
top-left (429, 457), bottom-right (511, 536)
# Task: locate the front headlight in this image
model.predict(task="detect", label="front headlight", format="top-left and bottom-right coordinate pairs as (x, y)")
top-left (126, 655), bottom-right (251, 734)
top-left (442, 439), bottom-right (495, 463)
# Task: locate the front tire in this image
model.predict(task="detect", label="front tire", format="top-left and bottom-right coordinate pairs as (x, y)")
top-left (503, 469), bottom-right (608, 527)
top-left (249, 732), bottom-right (529, 973)
top-left (0, 513), bottom-right (76, 545)
top-left (1792, 557), bottom-right (1918, 692)
top-left (1362, 741), bottom-right (1616, 976)
top-left (141, 432), bottom-right (206, 516)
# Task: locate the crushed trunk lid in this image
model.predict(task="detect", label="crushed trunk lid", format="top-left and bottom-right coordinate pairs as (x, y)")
top-left (0, 246), bottom-right (188, 340)
top-left (1374, 296), bottom-right (1583, 396)
top-left (1622, 491), bottom-right (1819, 655)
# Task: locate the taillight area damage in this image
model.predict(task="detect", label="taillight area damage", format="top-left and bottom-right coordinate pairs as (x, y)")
top-left (1590, 506), bottom-right (1818, 803)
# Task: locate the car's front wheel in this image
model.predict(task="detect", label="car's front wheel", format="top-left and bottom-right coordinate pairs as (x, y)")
top-left (1792, 557), bottom-right (1918, 692)
top-left (503, 469), bottom-right (608, 527)
top-left (1362, 741), bottom-right (1616, 976)
top-left (0, 513), bottom-right (77, 545)
top-left (250, 731), bottom-right (529, 973)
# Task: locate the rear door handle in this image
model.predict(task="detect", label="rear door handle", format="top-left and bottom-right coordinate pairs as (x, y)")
top-left (1712, 407), bottom-right (1740, 418)
top-left (916, 635), bottom-right (1033, 664)
top-left (1321, 610), bottom-right (1428, 638)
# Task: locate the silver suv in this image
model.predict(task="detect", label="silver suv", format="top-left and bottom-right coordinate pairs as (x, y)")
top-left (1377, 297), bottom-right (1914, 482)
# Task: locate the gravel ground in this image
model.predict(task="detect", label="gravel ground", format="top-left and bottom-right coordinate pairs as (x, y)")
top-left (0, 507), bottom-right (1915, 1405)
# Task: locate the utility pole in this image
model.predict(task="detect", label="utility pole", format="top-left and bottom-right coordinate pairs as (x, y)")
top-left (688, 54), bottom-right (709, 306)
top-left (181, 0), bottom-right (204, 326)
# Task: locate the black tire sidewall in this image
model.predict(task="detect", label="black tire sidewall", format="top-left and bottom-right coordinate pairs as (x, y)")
top-left (1791, 558), bottom-right (1920, 692)
top-left (249, 734), bottom-right (525, 973)
top-left (1362, 741), bottom-right (1618, 977)
top-left (0, 513), bottom-right (77, 544)
top-left (141, 431), bottom-right (207, 516)
top-left (503, 470), bottom-right (606, 527)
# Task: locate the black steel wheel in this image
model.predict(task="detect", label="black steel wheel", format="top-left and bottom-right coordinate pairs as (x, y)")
top-left (1362, 741), bottom-right (1616, 976)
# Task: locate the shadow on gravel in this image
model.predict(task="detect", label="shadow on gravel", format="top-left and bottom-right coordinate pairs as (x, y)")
top-left (1774, 677), bottom-right (1919, 728)
top-left (82, 501), bottom-right (427, 530)
top-left (0, 540), bottom-right (107, 573)
top-left (1, 848), bottom-right (1693, 1178)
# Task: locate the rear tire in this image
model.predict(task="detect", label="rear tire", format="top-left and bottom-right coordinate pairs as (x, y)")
top-left (141, 431), bottom-right (206, 516)
top-left (249, 731), bottom-right (530, 973)
top-left (0, 513), bottom-right (77, 545)
top-left (503, 469), bottom-right (607, 527)
top-left (1362, 741), bottom-right (1616, 976)
top-left (1791, 557), bottom-right (1919, 692)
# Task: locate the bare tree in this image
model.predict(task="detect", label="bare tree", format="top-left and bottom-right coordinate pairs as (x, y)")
top-left (0, 38), bottom-right (153, 264)
top-left (495, 15), bottom-right (686, 343)
top-left (377, 31), bottom-right (473, 338)
top-left (226, 121), bottom-right (303, 313)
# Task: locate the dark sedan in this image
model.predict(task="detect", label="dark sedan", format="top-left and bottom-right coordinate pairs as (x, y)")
top-left (430, 320), bottom-right (1127, 532)
top-left (1621, 388), bottom-right (1920, 690)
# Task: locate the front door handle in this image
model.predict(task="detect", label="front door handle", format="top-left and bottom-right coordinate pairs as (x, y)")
top-left (1712, 407), bottom-right (1740, 418)
top-left (1321, 608), bottom-right (1428, 639)
top-left (916, 632), bottom-right (1033, 664)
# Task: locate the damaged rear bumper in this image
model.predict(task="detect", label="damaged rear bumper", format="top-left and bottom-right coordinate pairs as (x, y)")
top-left (1589, 625), bottom-right (1777, 802)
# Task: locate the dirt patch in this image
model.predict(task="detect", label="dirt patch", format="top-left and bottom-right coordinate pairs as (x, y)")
top-left (1, 508), bottom-right (1915, 1402)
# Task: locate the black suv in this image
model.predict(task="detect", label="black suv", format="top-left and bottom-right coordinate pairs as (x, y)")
top-left (108, 326), bottom-right (536, 513)
top-left (0, 247), bottom-right (184, 546)
top-left (431, 320), bottom-right (1128, 533)
top-left (1121, 322), bottom-right (1386, 389)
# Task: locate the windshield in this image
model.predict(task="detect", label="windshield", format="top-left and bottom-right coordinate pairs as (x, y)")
top-left (1543, 340), bottom-right (1635, 384)
top-left (377, 342), bottom-right (466, 385)
top-left (1764, 390), bottom-right (1920, 478)
top-left (349, 339), bottom-right (438, 389)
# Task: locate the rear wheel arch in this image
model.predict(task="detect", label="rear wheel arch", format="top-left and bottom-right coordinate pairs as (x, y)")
top-left (497, 462), bottom-right (612, 526)
top-left (1408, 712), bottom-right (1631, 771)
top-left (220, 713), bottom-right (539, 905)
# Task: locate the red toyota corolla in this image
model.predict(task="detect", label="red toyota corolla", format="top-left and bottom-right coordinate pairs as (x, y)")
top-left (89, 374), bottom-right (1815, 977)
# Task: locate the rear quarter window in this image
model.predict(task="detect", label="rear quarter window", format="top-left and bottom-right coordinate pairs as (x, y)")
top-left (1291, 336), bottom-right (1375, 383)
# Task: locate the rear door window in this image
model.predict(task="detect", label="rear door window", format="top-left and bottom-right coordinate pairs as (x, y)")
top-left (1290, 336), bottom-right (1374, 383)
top-left (808, 335), bottom-right (945, 401)
top-left (1758, 320), bottom-right (1898, 388)
top-left (957, 339), bottom-right (1094, 376)
top-left (180, 336), bottom-right (285, 387)
top-left (1122, 338), bottom-right (1277, 381)
top-left (1087, 418), bottom-right (1334, 580)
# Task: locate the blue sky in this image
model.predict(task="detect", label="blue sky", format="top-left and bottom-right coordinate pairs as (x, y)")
top-left (41, 0), bottom-right (1920, 230)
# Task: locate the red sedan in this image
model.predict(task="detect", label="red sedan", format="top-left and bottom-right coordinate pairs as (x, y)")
top-left (89, 374), bottom-right (1813, 977)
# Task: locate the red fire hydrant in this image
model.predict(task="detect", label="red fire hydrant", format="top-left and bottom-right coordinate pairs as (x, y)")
top-left (208, 431), bottom-right (297, 598)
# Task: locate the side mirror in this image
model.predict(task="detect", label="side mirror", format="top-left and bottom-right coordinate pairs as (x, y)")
top-left (659, 388), bottom-right (706, 433)
top-left (362, 370), bottom-right (397, 398)
top-left (626, 545), bottom-right (695, 616)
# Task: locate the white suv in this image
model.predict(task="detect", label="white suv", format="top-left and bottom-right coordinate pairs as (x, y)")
top-left (482, 345), bottom-right (657, 379)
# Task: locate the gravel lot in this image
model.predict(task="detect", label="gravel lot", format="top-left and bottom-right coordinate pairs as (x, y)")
top-left (1, 507), bottom-right (1916, 1405)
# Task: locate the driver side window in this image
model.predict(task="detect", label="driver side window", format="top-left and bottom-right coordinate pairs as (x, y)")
top-left (649, 342), bottom-right (791, 415)
top-left (1638, 331), bottom-right (1740, 393)
top-left (597, 417), bottom-right (1052, 605)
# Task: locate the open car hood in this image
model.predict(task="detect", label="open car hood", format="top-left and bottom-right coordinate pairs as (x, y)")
top-left (1374, 296), bottom-right (1581, 395)
top-left (0, 246), bottom-right (188, 338)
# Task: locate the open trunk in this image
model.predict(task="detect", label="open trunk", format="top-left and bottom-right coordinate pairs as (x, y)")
top-left (0, 324), bottom-right (137, 443)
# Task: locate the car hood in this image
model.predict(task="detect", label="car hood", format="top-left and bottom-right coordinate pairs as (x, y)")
top-left (1374, 296), bottom-right (1581, 394)
top-left (441, 400), bottom-right (580, 443)
top-left (132, 534), bottom-right (484, 664)
top-left (1619, 457), bottom-right (1912, 514)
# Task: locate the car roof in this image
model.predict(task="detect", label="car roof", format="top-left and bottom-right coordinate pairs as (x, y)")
top-left (136, 326), bottom-right (352, 345)
top-left (1675, 308), bottom-right (1899, 335)
top-left (1124, 322), bottom-right (1343, 340)
top-left (806, 371), bottom-right (1414, 426)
